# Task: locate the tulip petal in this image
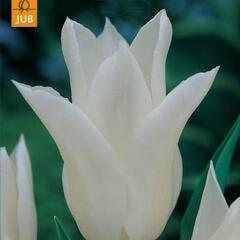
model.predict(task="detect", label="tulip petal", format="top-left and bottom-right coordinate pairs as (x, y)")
top-left (0, 148), bottom-right (19, 240)
top-left (151, 11), bottom-right (172, 106)
top-left (191, 162), bottom-right (228, 240)
top-left (13, 81), bottom-right (126, 240)
top-left (62, 18), bottom-right (124, 111)
top-left (123, 67), bottom-right (218, 240)
top-left (61, 17), bottom-right (100, 110)
top-left (88, 43), bottom-right (152, 157)
top-left (98, 17), bottom-right (126, 59)
top-left (209, 198), bottom-right (240, 240)
top-left (11, 135), bottom-right (37, 240)
top-left (130, 10), bottom-right (172, 105)
top-left (170, 148), bottom-right (183, 212)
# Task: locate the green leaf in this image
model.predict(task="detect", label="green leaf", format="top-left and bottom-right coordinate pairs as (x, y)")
top-left (213, 116), bottom-right (240, 190)
top-left (54, 216), bottom-right (71, 240)
top-left (180, 116), bottom-right (240, 240)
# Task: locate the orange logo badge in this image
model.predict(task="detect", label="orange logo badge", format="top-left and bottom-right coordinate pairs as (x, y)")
top-left (11, 0), bottom-right (38, 27)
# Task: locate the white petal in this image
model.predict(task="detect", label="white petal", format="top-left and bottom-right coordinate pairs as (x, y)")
top-left (191, 162), bottom-right (228, 240)
top-left (130, 9), bottom-right (172, 104)
top-left (13, 81), bottom-right (126, 240)
top-left (30, 86), bottom-right (61, 97)
top-left (151, 10), bottom-right (172, 106)
top-left (170, 148), bottom-right (183, 212)
top-left (11, 135), bottom-right (37, 240)
top-left (0, 148), bottom-right (19, 240)
top-left (210, 198), bottom-right (240, 240)
top-left (98, 18), bottom-right (126, 60)
top-left (61, 17), bottom-right (100, 110)
top-left (123, 67), bottom-right (218, 240)
top-left (88, 43), bottom-right (152, 157)
top-left (62, 18), bottom-right (124, 111)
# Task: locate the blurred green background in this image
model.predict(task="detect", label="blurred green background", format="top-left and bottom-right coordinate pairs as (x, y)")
top-left (0, 0), bottom-right (240, 239)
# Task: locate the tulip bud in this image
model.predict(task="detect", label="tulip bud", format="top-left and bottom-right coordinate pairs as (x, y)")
top-left (0, 135), bottom-right (37, 240)
top-left (192, 162), bottom-right (240, 240)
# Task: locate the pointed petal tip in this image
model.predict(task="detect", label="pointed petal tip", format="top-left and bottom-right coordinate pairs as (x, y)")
top-left (19, 133), bottom-right (25, 142)
top-left (209, 160), bottom-right (214, 170)
top-left (208, 160), bottom-right (216, 178)
top-left (12, 80), bottom-right (30, 96)
top-left (154, 9), bottom-right (169, 22)
top-left (208, 66), bottom-right (220, 77)
top-left (140, 9), bottom-right (166, 26)
top-left (12, 79), bottom-right (25, 90)
top-left (12, 81), bottom-right (31, 98)
top-left (160, 8), bottom-right (171, 22)
top-left (206, 160), bottom-right (226, 205)
top-left (159, 9), bottom-right (171, 26)
top-left (105, 16), bottom-right (111, 25)
top-left (14, 134), bottom-right (27, 156)
top-left (62, 17), bottom-right (75, 35)
top-left (203, 66), bottom-right (220, 86)
top-left (0, 147), bottom-right (7, 155)
top-left (64, 16), bottom-right (73, 25)
top-left (160, 9), bottom-right (167, 17)
top-left (17, 133), bottom-right (27, 150)
top-left (188, 66), bottom-right (219, 89)
top-left (12, 80), bottom-right (25, 89)
top-left (158, 8), bottom-right (172, 40)
top-left (101, 16), bottom-right (119, 37)
top-left (155, 9), bottom-right (165, 17)
top-left (100, 16), bottom-right (113, 33)
top-left (13, 81), bottom-right (62, 100)
top-left (0, 147), bottom-right (9, 164)
top-left (62, 17), bottom-right (84, 34)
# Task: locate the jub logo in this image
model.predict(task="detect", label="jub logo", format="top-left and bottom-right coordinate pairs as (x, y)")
top-left (11, 0), bottom-right (38, 27)
top-left (15, 15), bottom-right (34, 24)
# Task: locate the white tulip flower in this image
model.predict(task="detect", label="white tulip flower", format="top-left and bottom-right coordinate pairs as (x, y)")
top-left (0, 135), bottom-right (37, 240)
top-left (192, 162), bottom-right (240, 240)
top-left (13, 10), bottom-right (219, 240)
